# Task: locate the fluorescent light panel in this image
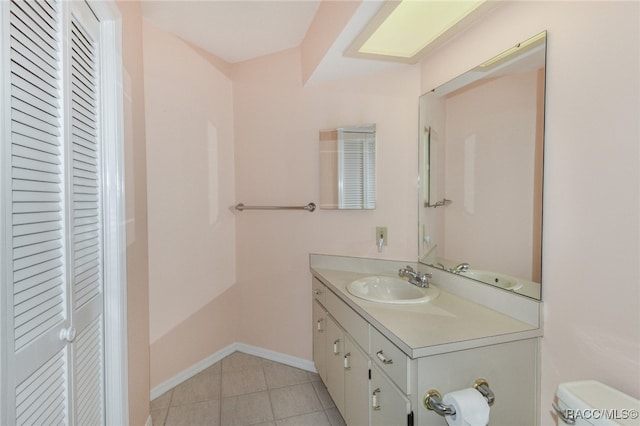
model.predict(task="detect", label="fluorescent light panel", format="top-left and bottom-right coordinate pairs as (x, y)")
top-left (348, 0), bottom-right (488, 62)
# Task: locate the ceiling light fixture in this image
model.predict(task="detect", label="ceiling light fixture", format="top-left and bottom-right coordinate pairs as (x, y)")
top-left (345, 0), bottom-right (494, 64)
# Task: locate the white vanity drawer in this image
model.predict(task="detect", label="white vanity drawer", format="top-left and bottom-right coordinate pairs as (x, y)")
top-left (326, 289), bottom-right (369, 351)
top-left (370, 326), bottom-right (410, 394)
top-left (312, 277), bottom-right (326, 306)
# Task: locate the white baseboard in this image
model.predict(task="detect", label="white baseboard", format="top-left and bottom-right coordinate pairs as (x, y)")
top-left (150, 343), bottom-right (238, 400)
top-left (149, 342), bottom-right (316, 401)
top-left (235, 342), bottom-right (316, 372)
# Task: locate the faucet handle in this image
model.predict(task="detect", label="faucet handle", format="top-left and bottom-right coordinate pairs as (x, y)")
top-left (398, 265), bottom-right (414, 277)
top-left (417, 272), bottom-right (431, 287)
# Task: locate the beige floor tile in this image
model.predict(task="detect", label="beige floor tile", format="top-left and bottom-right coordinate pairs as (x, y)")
top-left (263, 362), bottom-right (310, 389)
top-left (324, 407), bottom-right (346, 426)
top-left (263, 361), bottom-right (310, 389)
top-left (203, 361), bottom-right (222, 375)
top-left (312, 381), bottom-right (335, 410)
top-left (151, 390), bottom-right (173, 410)
top-left (221, 352), bottom-right (264, 373)
top-left (157, 353), bottom-right (341, 426)
top-left (275, 411), bottom-right (331, 426)
top-left (172, 367), bottom-right (221, 406)
top-left (270, 383), bottom-right (323, 420)
top-left (221, 367), bottom-right (267, 397)
top-left (150, 407), bottom-right (169, 426)
top-left (220, 391), bottom-right (274, 426)
top-left (165, 400), bottom-right (220, 426)
top-left (307, 372), bottom-right (322, 382)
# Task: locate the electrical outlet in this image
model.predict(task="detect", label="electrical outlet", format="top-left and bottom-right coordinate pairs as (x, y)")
top-left (376, 226), bottom-right (388, 246)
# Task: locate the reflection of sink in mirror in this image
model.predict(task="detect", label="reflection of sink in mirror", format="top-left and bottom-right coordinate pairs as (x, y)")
top-left (460, 270), bottom-right (523, 291)
top-left (347, 276), bottom-right (439, 304)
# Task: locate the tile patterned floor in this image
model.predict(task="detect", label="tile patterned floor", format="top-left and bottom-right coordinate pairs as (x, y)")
top-left (151, 352), bottom-right (347, 426)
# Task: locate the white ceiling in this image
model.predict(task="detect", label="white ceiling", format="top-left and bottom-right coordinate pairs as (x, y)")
top-left (141, 0), bottom-right (322, 63)
top-left (140, 0), bottom-right (408, 83)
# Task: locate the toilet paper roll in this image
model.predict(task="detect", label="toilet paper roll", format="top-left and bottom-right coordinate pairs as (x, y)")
top-left (442, 388), bottom-right (490, 426)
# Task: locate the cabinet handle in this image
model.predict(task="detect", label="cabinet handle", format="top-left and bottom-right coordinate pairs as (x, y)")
top-left (313, 289), bottom-right (323, 295)
top-left (372, 388), bottom-right (381, 411)
top-left (344, 352), bottom-right (351, 370)
top-left (333, 338), bottom-right (341, 355)
top-left (59, 326), bottom-right (77, 343)
top-left (316, 318), bottom-right (324, 333)
top-left (376, 350), bottom-right (393, 364)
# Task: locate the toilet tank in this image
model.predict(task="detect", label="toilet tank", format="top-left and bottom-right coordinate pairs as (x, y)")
top-left (555, 380), bottom-right (640, 426)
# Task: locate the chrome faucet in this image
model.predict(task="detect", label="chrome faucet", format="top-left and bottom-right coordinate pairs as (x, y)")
top-left (452, 263), bottom-right (470, 273)
top-left (398, 265), bottom-right (432, 288)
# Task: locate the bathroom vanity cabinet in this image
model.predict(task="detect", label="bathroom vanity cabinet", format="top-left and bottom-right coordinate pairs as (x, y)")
top-left (314, 277), bottom-right (411, 425)
top-left (310, 259), bottom-right (542, 426)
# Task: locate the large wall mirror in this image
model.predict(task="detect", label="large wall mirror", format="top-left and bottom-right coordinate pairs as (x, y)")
top-left (418, 32), bottom-right (546, 300)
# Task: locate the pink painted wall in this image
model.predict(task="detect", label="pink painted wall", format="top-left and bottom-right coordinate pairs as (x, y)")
top-left (142, 20), bottom-right (239, 387)
top-left (117, 2), bottom-right (151, 424)
top-left (233, 47), bottom-right (420, 359)
top-left (419, 1), bottom-right (639, 423)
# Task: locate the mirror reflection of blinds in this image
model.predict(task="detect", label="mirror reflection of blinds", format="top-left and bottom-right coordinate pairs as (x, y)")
top-left (338, 129), bottom-right (376, 209)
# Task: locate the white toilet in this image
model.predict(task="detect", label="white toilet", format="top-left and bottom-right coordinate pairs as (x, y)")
top-left (554, 380), bottom-right (640, 425)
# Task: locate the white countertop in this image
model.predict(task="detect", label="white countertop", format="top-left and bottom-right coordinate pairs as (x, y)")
top-left (311, 266), bottom-right (542, 359)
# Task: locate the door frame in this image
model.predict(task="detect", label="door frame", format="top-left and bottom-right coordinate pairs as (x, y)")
top-left (91, 1), bottom-right (129, 424)
top-left (0, 1), bottom-right (129, 424)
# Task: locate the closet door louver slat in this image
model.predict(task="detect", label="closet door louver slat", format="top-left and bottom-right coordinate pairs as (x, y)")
top-left (70, 14), bottom-right (102, 311)
top-left (68, 9), bottom-right (106, 424)
top-left (10, 2), bottom-right (66, 349)
top-left (15, 348), bottom-right (68, 425)
top-left (9, 8), bottom-right (67, 401)
top-left (74, 317), bottom-right (103, 426)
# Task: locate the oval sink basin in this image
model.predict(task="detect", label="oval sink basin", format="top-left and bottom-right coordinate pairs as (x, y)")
top-left (460, 269), bottom-right (523, 291)
top-left (347, 276), bottom-right (439, 304)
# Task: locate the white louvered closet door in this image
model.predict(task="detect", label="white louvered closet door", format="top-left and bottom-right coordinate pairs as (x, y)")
top-left (6, 1), bottom-right (106, 424)
top-left (67, 3), bottom-right (105, 425)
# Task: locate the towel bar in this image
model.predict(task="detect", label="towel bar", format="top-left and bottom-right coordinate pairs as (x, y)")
top-left (234, 202), bottom-right (316, 212)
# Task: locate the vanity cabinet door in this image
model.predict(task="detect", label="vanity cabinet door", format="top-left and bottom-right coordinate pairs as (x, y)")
top-left (326, 315), bottom-right (346, 416)
top-left (371, 326), bottom-right (410, 394)
top-left (344, 336), bottom-right (370, 426)
top-left (370, 364), bottom-right (411, 426)
top-left (313, 299), bottom-right (327, 383)
top-left (312, 277), bottom-right (326, 306)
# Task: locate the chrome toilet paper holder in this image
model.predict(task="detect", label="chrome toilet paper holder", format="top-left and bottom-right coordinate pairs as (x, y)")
top-left (423, 379), bottom-right (495, 416)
